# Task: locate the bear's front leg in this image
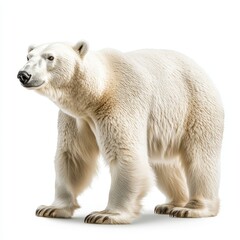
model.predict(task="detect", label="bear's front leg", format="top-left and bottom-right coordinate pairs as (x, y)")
top-left (36, 111), bottom-right (99, 218)
top-left (36, 148), bottom-right (98, 218)
top-left (84, 120), bottom-right (152, 224)
top-left (36, 166), bottom-right (80, 218)
top-left (35, 149), bottom-right (81, 218)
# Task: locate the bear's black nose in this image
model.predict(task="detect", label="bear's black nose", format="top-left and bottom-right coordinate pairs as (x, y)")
top-left (17, 71), bottom-right (31, 85)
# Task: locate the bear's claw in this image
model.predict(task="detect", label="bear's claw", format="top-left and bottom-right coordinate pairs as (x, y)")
top-left (35, 205), bottom-right (73, 218)
top-left (154, 204), bottom-right (175, 214)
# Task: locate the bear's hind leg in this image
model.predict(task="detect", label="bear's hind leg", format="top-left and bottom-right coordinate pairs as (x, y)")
top-left (169, 142), bottom-right (221, 218)
top-left (152, 162), bottom-right (189, 215)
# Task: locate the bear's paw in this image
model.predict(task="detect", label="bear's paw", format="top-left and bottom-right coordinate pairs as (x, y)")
top-left (84, 210), bottom-right (136, 224)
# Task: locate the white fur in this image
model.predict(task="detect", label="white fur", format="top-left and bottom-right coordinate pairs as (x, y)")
top-left (19, 41), bottom-right (224, 224)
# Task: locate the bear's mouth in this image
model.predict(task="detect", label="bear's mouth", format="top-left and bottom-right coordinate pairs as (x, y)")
top-left (23, 80), bottom-right (45, 89)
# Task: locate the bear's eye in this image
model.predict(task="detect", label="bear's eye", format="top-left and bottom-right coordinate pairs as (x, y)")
top-left (47, 56), bottom-right (54, 61)
top-left (27, 56), bottom-right (29, 61)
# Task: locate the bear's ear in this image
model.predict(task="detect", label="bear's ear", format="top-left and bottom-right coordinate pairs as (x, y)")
top-left (74, 41), bottom-right (89, 58)
top-left (28, 44), bottom-right (36, 53)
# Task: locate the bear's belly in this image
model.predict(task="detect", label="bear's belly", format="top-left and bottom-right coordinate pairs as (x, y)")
top-left (147, 118), bottom-right (184, 163)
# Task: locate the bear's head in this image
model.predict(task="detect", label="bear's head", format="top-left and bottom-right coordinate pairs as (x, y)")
top-left (17, 41), bottom-right (88, 91)
top-left (18, 41), bottom-right (108, 117)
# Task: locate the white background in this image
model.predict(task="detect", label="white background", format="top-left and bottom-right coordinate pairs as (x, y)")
top-left (0, 0), bottom-right (240, 239)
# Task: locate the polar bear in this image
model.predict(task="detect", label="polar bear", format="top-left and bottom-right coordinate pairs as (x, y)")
top-left (17, 41), bottom-right (224, 224)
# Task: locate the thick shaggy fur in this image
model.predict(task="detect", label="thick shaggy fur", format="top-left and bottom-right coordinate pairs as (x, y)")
top-left (18, 41), bottom-right (224, 224)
